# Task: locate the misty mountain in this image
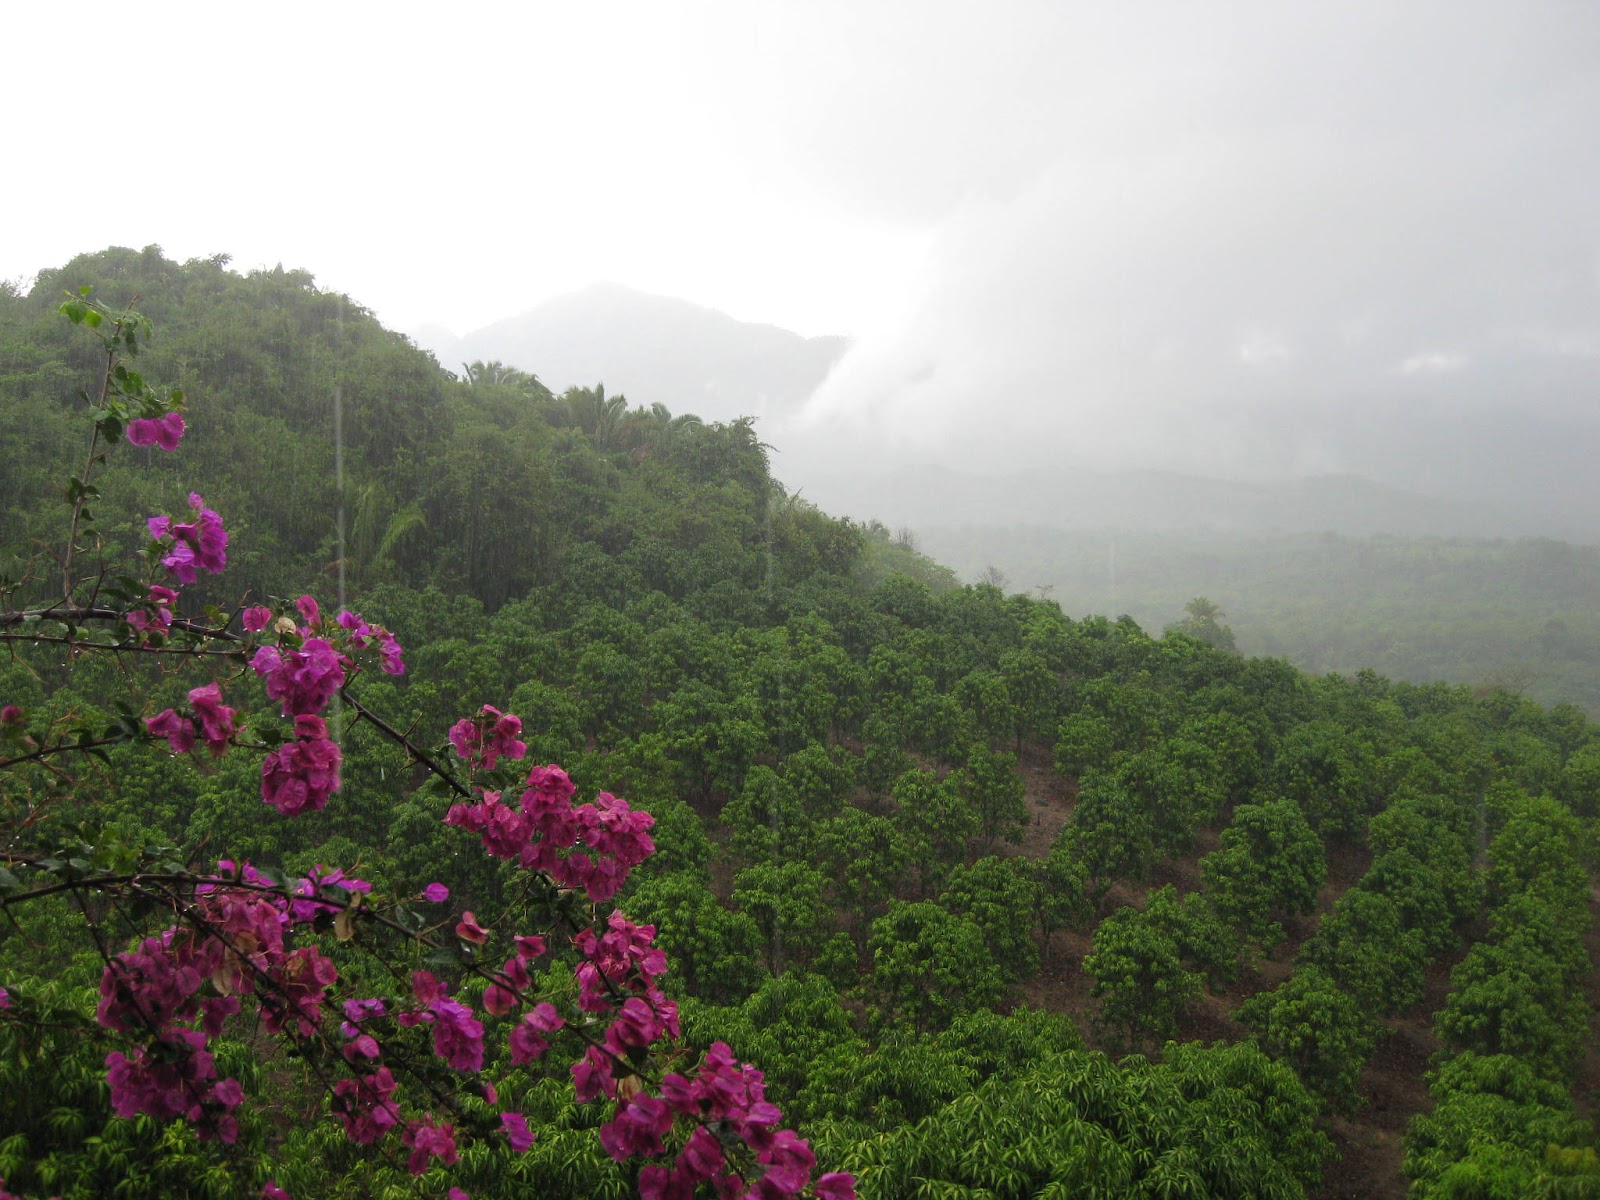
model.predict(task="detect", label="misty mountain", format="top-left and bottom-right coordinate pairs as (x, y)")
top-left (414, 283), bottom-right (1597, 547)
top-left (911, 522), bottom-right (1600, 714)
top-left (411, 283), bottom-right (849, 425)
top-left (780, 447), bottom-right (1600, 545)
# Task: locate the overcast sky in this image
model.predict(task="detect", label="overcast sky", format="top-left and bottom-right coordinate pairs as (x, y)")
top-left (11, 1), bottom-right (1598, 492)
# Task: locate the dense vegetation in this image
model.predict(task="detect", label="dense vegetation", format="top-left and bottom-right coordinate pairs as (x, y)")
top-left (921, 525), bottom-right (1600, 716)
top-left (1, 248), bottom-right (1596, 1199)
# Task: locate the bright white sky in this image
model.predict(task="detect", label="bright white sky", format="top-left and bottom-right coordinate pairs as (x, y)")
top-left (8, 2), bottom-right (927, 338)
top-left (10, 1), bottom-right (1599, 495)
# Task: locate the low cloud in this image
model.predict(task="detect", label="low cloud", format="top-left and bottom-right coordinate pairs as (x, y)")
top-left (771, 2), bottom-right (1599, 500)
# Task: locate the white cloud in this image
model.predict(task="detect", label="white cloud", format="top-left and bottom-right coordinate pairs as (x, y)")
top-left (6, 0), bottom-right (1596, 503)
top-left (1238, 330), bottom-right (1291, 367)
top-left (1399, 351), bottom-right (1468, 375)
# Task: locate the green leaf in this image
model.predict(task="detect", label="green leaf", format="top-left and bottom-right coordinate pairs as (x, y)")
top-left (395, 907), bottom-right (426, 933)
top-left (251, 865), bottom-right (289, 889)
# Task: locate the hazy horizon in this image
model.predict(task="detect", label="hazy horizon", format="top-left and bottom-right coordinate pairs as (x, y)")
top-left (11, 2), bottom-right (1596, 526)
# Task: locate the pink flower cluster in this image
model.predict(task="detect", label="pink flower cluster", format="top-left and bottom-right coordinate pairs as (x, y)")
top-left (242, 596), bottom-right (411, 817)
top-left (93, 926), bottom-right (250, 1135)
top-left (483, 933), bottom-right (549, 1018)
top-left (613, 1042), bottom-right (854, 1200)
top-left (126, 411), bottom-right (185, 450)
top-left (106, 1032), bottom-right (244, 1143)
top-left (574, 910), bottom-right (670, 1017)
top-left (448, 705), bottom-right (526, 770)
top-left (96, 932), bottom-right (212, 1037)
top-left (147, 493), bottom-right (227, 584)
top-left (557, 873), bottom-right (854, 1197)
top-left (259, 947), bottom-right (339, 1038)
top-left (259, 714), bottom-right (342, 816)
top-left (403, 1115), bottom-right (460, 1176)
top-left (327, 971), bottom-right (533, 1176)
top-left (474, 932), bottom-right (565, 1065)
top-left (501, 1110), bottom-right (536, 1152)
top-left (246, 595), bottom-right (345, 715)
top-left (328, 992), bottom-right (398, 1144)
top-left (444, 762), bottom-right (655, 903)
top-left (126, 583), bottom-right (179, 641)
top-left (331, 1064), bottom-right (399, 1144)
top-left (93, 862), bottom-right (369, 1143)
top-left (145, 682), bottom-right (237, 757)
top-left (288, 865), bottom-right (372, 923)
top-left (508, 1001), bottom-right (564, 1066)
top-left (337, 608), bottom-right (405, 675)
top-left (252, 640), bottom-right (345, 717)
top-left (338, 996), bottom-right (386, 1064)
top-left (396, 971), bottom-right (485, 1073)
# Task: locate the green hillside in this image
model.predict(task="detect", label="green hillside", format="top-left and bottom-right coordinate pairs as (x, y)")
top-left (0, 249), bottom-right (1596, 1200)
top-left (922, 525), bottom-right (1600, 716)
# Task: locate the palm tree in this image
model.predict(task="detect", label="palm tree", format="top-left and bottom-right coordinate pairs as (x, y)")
top-left (1176, 597), bottom-right (1237, 652)
top-left (562, 384), bottom-right (631, 450)
top-left (460, 360), bottom-right (539, 389)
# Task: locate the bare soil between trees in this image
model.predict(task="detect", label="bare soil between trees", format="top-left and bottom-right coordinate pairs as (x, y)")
top-left (1000, 745), bottom-right (1598, 1200)
top-left (715, 742), bottom-right (1600, 1199)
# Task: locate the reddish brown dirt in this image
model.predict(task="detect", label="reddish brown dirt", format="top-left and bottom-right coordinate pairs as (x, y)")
top-left (706, 823), bottom-right (738, 902)
top-left (1017, 927), bottom-right (1098, 1035)
top-left (1321, 840), bottom-right (1376, 912)
top-left (1008, 741), bottom-right (1077, 858)
top-left (1310, 945), bottom-right (1456, 1200)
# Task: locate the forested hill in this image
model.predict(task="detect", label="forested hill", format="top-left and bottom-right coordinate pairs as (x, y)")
top-left (0, 245), bottom-right (902, 618)
top-left (1, 248), bottom-right (1598, 1199)
top-left (412, 281), bottom-right (851, 427)
top-left (921, 525), bottom-right (1600, 716)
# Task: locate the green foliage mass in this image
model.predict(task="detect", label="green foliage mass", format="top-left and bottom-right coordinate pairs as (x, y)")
top-left (1201, 798), bottom-right (1325, 951)
top-left (3, 249), bottom-right (1599, 1200)
top-left (922, 526), bottom-right (1600, 717)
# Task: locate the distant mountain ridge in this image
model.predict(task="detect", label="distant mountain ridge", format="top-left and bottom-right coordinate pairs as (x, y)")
top-left (410, 282), bottom-right (1598, 547)
top-left (411, 283), bottom-right (849, 424)
top-left (785, 452), bottom-right (1600, 544)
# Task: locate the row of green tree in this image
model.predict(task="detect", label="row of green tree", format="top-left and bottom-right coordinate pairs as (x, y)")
top-left (1, 249), bottom-right (1597, 1198)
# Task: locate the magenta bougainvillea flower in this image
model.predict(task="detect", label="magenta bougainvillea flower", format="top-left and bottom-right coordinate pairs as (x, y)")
top-left (125, 411), bottom-right (186, 451)
top-left (447, 705), bottom-right (525, 770)
top-left (251, 639), bottom-right (345, 717)
top-left (147, 493), bottom-right (227, 584)
top-left (259, 715), bottom-right (342, 815)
